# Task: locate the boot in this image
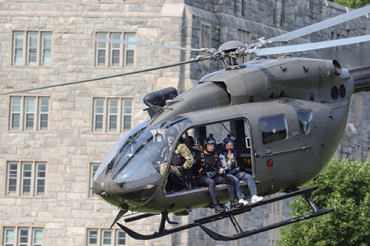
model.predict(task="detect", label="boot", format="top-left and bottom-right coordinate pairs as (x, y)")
top-left (214, 204), bottom-right (226, 214)
top-left (230, 201), bottom-right (243, 209)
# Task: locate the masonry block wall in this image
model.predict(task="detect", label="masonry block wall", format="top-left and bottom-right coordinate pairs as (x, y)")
top-left (0, 0), bottom-right (369, 246)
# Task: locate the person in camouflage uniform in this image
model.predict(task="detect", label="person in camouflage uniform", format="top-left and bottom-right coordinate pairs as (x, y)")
top-left (159, 127), bottom-right (194, 194)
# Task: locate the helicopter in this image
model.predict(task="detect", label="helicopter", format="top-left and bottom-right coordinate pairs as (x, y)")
top-left (3, 5), bottom-right (370, 242)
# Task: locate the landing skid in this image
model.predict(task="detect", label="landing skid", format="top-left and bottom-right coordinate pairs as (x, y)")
top-left (116, 186), bottom-right (333, 241)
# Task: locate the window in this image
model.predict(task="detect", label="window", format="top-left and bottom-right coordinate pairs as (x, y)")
top-left (87, 229), bottom-right (126, 246)
top-left (3, 227), bottom-right (43, 246)
top-left (92, 98), bottom-right (133, 132)
top-left (200, 23), bottom-right (211, 49)
top-left (12, 31), bottom-right (52, 66)
top-left (297, 110), bottom-right (313, 135)
top-left (95, 32), bottom-right (135, 67)
top-left (9, 96), bottom-right (50, 131)
top-left (260, 114), bottom-right (288, 144)
top-left (89, 163), bottom-right (100, 197)
top-left (6, 161), bottom-right (46, 196)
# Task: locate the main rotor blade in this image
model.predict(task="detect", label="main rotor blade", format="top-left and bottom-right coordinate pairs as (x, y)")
top-left (0, 57), bottom-right (211, 95)
top-left (269, 5), bottom-right (370, 43)
top-left (254, 34), bottom-right (370, 56)
top-left (88, 37), bottom-right (206, 52)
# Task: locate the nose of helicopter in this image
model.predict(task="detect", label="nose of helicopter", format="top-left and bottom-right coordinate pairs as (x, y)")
top-left (93, 171), bottom-right (127, 207)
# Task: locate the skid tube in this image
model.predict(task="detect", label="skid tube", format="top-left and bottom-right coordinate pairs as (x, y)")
top-left (116, 186), bottom-right (333, 241)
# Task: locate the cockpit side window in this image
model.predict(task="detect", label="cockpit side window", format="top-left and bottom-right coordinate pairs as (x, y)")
top-left (297, 110), bottom-right (313, 135)
top-left (260, 114), bottom-right (288, 144)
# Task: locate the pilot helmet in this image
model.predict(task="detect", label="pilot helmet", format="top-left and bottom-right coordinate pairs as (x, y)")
top-left (222, 137), bottom-right (234, 151)
top-left (165, 126), bottom-right (178, 139)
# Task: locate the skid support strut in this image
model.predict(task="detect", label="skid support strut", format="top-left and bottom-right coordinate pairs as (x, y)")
top-left (116, 186), bottom-right (333, 241)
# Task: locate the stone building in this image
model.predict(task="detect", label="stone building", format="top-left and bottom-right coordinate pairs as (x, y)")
top-left (0, 0), bottom-right (369, 246)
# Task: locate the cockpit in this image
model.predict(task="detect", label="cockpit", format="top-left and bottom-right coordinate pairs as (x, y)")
top-left (94, 117), bottom-right (192, 194)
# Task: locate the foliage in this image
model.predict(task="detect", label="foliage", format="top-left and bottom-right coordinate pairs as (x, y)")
top-left (333, 0), bottom-right (370, 8)
top-left (278, 158), bottom-right (370, 246)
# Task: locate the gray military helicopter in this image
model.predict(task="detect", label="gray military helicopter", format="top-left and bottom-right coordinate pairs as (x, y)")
top-left (3, 5), bottom-right (370, 242)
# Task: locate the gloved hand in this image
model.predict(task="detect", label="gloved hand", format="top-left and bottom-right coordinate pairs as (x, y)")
top-left (177, 166), bottom-right (184, 173)
top-left (218, 168), bottom-right (225, 175)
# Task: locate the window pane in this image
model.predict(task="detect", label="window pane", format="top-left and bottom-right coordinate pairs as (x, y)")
top-left (15, 33), bottom-right (24, 47)
top-left (33, 229), bottom-right (43, 244)
top-left (97, 50), bottom-right (106, 65)
top-left (25, 97), bottom-right (35, 128)
top-left (36, 164), bottom-right (46, 195)
top-left (36, 179), bottom-right (45, 195)
top-left (26, 98), bottom-right (35, 111)
top-left (102, 230), bottom-right (111, 245)
top-left (11, 114), bottom-right (20, 129)
top-left (5, 228), bottom-right (15, 244)
top-left (37, 164), bottom-right (46, 178)
top-left (111, 33), bottom-right (121, 49)
top-left (11, 97), bottom-right (21, 129)
top-left (260, 114), bottom-right (288, 144)
top-left (42, 33), bottom-right (52, 64)
top-left (123, 99), bottom-right (132, 114)
top-left (26, 114), bottom-right (34, 129)
top-left (98, 41), bottom-right (106, 49)
top-left (22, 163), bottom-right (32, 195)
top-left (88, 230), bottom-right (98, 244)
top-left (112, 50), bottom-right (120, 65)
top-left (43, 49), bottom-right (51, 63)
top-left (40, 114), bottom-right (48, 130)
top-left (125, 33), bottom-right (135, 49)
top-left (109, 115), bottom-right (117, 131)
top-left (14, 32), bottom-right (24, 63)
top-left (117, 231), bottom-right (126, 245)
top-left (11, 97), bottom-right (21, 111)
top-left (40, 98), bottom-right (49, 112)
top-left (8, 163), bottom-right (18, 194)
top-left (28, 32), bottom-right (38, 64)
top-left (123, 115), bottom-right (131, 131)
top-left (95, 99), bottom-right (104, 112)
top-left (43, 33), bottom-right (52, 48)
top-left (95, 115), bottom-right (103, 131)
top-left (19, 229), bottom-right (29, 245)
top-left (125, 50), bottom-right (134, 66)
top-left (15, 48), bottom-right (23, 63)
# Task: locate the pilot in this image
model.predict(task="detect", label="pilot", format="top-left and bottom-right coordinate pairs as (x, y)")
top-left (193, 135), bottom-right (243, 214)
top-left (159, 127), bottom-right (194, 194)
top-left (219, 137), bottom-right (263, 205)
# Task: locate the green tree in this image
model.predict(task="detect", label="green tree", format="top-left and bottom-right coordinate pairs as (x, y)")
top-left (278, 158), bottom-right (370, 246)
top-left (333, 0), bottom-right (370, 8)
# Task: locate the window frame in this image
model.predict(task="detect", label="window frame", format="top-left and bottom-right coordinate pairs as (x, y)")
top-left (12, 30), bottom-right (52, 66)
top-left (260, 114), bottom-right (289, 144)
top-left (3, 227), bottom-right (44, 246)
top-left (9, 96), bottom-right (50, 132)
top-left (6, 161), bottom-right (47, 197)
top-left (92, 97), bottom-right (134, 133)
top-left (86, 228), bottom-right (126, 246)
top-left (94, 31), bottom-right (136, 67)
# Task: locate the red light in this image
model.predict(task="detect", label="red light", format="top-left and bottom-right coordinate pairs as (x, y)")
top-left (267, 159), bottom-right (273, 167)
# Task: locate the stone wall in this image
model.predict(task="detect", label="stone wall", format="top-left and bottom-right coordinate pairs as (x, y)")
top-left (0, 0), bottom-right (369, 246)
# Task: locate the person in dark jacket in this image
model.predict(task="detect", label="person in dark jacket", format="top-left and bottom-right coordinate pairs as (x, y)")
top-left (193, 135), bottom-right (242, 214)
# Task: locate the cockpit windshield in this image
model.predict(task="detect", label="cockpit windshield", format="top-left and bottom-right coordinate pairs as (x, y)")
top-left (94, 120), bottom-right (149, 180)
top-left (111, 117), bottom-right (192, 190)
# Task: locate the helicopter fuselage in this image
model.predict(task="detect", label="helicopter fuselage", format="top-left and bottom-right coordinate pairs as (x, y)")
top-left (93, 57), bottom-right (353, 215)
